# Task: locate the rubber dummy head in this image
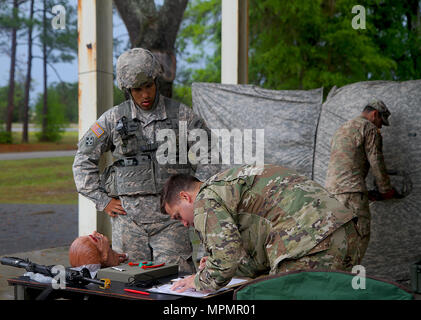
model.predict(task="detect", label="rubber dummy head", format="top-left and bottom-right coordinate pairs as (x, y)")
top-left (68, 236), bottom-right (101, 267)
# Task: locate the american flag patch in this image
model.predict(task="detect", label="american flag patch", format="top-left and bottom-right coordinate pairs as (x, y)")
top-left (91, 122), bottom-right (104, 138)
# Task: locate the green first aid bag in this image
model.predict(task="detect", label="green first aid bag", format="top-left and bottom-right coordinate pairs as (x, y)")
top-left (233, 270), bottom-right (414, 300)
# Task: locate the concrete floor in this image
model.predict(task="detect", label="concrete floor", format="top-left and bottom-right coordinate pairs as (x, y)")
top-left (0, 204), bottom-right (78, 255)
top-left (0, 246), bottom-right (69, 300)
top-left (0, 203), bottom-right (77, 300)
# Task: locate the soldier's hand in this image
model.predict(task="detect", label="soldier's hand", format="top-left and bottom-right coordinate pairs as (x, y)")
top-left (117, 253), bottom-right (129, 263)
top-left (381, 188), bottom-right (395, 200)
top-left (381, 187), bottom-right (404, 200)
top-left (199, 256), bottom-right (208, 270)
top-left (171, 275), bottom-right (196, 293)
top-left (104, 198), bottom-right (127, 217)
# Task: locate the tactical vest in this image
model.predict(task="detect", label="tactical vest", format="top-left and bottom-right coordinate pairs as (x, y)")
top-left (102, 97), bottom-right (193, 196)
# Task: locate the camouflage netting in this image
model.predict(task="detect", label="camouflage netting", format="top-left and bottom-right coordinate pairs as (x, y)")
top-left (192, 80), bottom-right (421, 285)
top-left (313, 80), bottom-right (421, 284)
top-left (192, 82), bottom-right (323, 178)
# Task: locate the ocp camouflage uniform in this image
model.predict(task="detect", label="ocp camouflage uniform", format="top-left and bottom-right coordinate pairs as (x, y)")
top-left (73, 48), bottom-right (219, 273)
top-left (325, 115), bottom-right (392, 258)
top-left (193, 164), bottom-right (361, 291)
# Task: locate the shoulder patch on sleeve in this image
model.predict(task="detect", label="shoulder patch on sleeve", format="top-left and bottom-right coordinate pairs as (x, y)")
top-left (91, 122), bottom-right (105, 138)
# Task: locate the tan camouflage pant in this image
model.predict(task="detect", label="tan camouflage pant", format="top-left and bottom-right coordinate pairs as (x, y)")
top-left (334, 192), bottom-right (370, 259)
top-left (110, 196), bottom-right (195, 274)
top-left (275, 219), bottom-right (362, 273)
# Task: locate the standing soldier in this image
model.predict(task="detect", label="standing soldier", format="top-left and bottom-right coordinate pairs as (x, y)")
top-left (161, 164), bottom-right (361, 292)
top-left (73, 48), bottom-right (219, 273)
top-left (325, 100), bottom-right (399, 259)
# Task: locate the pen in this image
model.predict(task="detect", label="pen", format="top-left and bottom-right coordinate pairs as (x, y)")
top-left (124, 288), bottom-right (150, 295)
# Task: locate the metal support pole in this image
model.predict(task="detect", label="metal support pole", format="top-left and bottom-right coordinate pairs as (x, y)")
top-left (221, 0), bottom-right (248, 84)
top-left (77, 0), bottom-right (113, 238)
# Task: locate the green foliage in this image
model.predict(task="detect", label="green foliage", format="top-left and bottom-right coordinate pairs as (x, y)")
top-left (249, 0), bottom-right (397, 91)
top-left (53, 82), bottom-right (78, 123)
top-left (113, 85), bottom-right (126, 106)
top-left (0, 127), bottom-right (12, 144)
top-left (369, 0), bottom-right (421, 80)
top-left (34, 88), bottom-right (68, 142)
top-left (176, 0), bottom-right (421, 95)
top-left (175, 0), bottom-right (222, 103)
top-left (173, 82), bottom-right (193, 107)
top-left (0, 82), bottom-right (26, 123)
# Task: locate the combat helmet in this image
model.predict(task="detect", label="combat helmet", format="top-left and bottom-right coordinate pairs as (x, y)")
top-left (116, 48), bottom-right (163, 90)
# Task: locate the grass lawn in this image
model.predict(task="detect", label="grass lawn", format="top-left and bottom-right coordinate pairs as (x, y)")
top-left (0, 130), bottom-right (79, 153)
top-left (0, 157), bottom-right (78, 204)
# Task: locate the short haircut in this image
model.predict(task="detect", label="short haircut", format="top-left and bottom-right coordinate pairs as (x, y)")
top-left (363, 105), bottom-right (377, 113)
top-left (160, 174), bottom-right (200, 214)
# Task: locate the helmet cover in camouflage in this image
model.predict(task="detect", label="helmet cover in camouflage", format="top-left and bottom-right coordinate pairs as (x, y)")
top-left (366, 99), bottom-right (391, 126)
top-left (116, 48), bottom-right (163, 90)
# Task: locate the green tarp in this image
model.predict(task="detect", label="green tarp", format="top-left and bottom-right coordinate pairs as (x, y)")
top-left (234, 271), bottom-right (413, 300)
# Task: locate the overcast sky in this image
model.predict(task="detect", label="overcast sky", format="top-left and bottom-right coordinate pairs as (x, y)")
top-left (0, 0), bottom-right (131, 104)
top-left (0, 0), bottom-right (202, 107)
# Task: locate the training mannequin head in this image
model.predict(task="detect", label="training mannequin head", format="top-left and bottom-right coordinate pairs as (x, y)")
top-left (69, 235), bottom-right (102, 267)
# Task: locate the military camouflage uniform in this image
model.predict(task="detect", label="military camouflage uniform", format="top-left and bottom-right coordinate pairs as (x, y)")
top-left (73, 48), bottom-right (219, 273)
top-left (325, 113), bottom-right (392, 258)
top-left (192, 164), bottom-right (360, 291)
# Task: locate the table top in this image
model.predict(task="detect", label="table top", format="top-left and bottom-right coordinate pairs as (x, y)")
top-left (7, 276), bottom-right (182, 300)
top-left (7, 274), bottom-right (244, 300)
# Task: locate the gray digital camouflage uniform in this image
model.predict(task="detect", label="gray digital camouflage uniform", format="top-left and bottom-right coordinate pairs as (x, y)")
top-left (73, 48), bottom-right (219, 273)
top-left (325, 112), bottom-right (392, 258)
top-left (192, 164), bottom-right (361, 291)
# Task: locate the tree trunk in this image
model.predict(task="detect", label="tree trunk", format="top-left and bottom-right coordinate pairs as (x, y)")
top-left (6, 0), bottom-right (19, 134)
top-left (41, 0), bottom-right (48, 141)
top-left (22, 0), bottom-right (35, 143)
top-left (113, 0), bottom-right (188, 98)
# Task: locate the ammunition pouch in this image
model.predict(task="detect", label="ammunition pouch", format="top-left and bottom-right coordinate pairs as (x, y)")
top-left (101, 154), bottom-right (192, 196)
top-left (101, 155), bottom-right (156, 196)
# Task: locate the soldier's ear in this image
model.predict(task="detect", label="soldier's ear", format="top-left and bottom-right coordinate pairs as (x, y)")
top-left (372, 110), bottom-right (379, 119)
top-left (179, 191), bottom-right (193, 203)
top-left (179, 191), bottom-right (190, 202)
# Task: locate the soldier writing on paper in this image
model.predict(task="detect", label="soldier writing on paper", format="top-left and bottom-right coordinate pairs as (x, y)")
top-left (161, 164), bottom-right (362, 292)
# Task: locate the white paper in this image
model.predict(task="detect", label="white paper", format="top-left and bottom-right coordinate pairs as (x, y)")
top-left (148, 277), bottom-right (247, 298)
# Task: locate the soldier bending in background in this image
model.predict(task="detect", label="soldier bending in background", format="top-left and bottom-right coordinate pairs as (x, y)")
top-left (325, 100), bottom-right (400, 259)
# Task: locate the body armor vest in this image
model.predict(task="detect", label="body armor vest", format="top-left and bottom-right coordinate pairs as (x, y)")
top-left (102, 97), bottom-right (193, 196)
